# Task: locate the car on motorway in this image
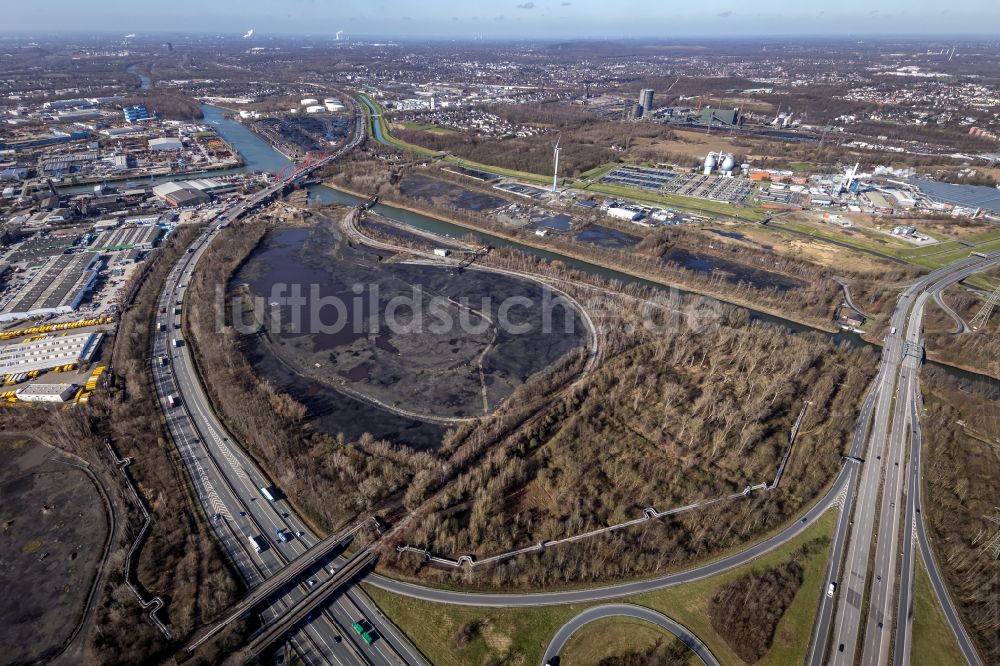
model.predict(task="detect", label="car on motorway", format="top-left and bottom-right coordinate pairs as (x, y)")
top-left (275, 528), bottom-right (287, 543)
top-left (827, 582), bottom-right (837, 597)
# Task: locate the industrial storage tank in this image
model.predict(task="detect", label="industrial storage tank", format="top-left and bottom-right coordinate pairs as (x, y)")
top-left (323, 98), bottom-right (339, 105)
top-left (325, 102), bottom-right (345, 112)
top-left (721, 154), bottom-right (736, 173)
top-left (703, 152), bottom-right (718, 175)
top-left (305, 105), bottom-right (326, 114)
top-left (300, 98), bottom-right (319, 106)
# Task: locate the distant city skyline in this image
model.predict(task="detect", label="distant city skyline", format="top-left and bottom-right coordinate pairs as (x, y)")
top-left (4, 0), bottom-right (1000, 38)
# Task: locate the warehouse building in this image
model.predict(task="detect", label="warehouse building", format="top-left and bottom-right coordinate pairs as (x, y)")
top-left (152, 181), bottom-right (210, 207)
top-left (0, 332), bottom-right (103, 375)
top-left (88, 225), bottom-right (161, 251)
top-left (15, 383), bottom-right (78, 403)
top-left (149, 137), bottom-right (183, 151)
top-left (0, 253), bottom-right (101, 322)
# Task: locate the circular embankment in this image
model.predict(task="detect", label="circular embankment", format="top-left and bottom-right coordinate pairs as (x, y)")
top-left (541, 604), bottom-right (720, 666)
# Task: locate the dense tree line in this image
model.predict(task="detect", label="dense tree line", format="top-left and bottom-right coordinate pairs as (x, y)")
top-left (921, 365), bottom-right (1000, 664)
top-left (121, 93), bottom-right (203, 120)
top-left (709, 538), bottom-right (826, 663)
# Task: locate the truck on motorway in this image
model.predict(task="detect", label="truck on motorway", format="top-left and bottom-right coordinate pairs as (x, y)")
top-left (249, 534), bottom-right (267, 553)
top-left (972, 251), bottom-right (987, 258)
top-left (352, 621), bottom-right (375, 645)
top-left (259, 486), bottom-right (277, 502)
top-left (167, 394), bottom-right (178, 408)
top-left (172, 338), bottom-right (183, 348)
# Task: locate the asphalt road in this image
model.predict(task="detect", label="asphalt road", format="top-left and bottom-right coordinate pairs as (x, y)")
top-left (149, 102), bottom-right (429, 665)
top-left (540, 604), bottom-right (720, 666)
top-left (818, 254), bottom-right (998, 665)
top-left (932, 287), bottom-right (970, 334)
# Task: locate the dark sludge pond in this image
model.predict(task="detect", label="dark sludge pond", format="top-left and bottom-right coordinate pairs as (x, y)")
top-left (399, 174), bottom-right (507, 211)
top-left (232, 224), bottom-right (586, 450)
top-left (661, 247), bottom-right (805, 293)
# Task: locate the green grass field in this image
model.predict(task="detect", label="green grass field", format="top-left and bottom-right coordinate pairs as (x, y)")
top-left (561, 617), bottom-right (692, 665)
top-left (363, 509), bottom-right (835, 666)
top-left (911, 557), bottom-right (965, 666)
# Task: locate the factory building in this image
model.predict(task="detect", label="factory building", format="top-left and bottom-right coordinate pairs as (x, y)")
top-left (700, 107), bottom-right (741, 126)
top-left (0, 254), bottom-right (101, 323)
top-left (149, 137), bottom-right (183, 151)
top-left (606, 206), bottom-right (644, 222)
top-left (0, 332), bottom-right (103, 375)
top-left (123, 104), bottom-right (150, 123)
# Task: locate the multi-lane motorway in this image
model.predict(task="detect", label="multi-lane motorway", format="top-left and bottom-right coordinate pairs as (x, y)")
top-left (815, 253), bottom-right (999, 665)
top-left (149, 100), bottom-right (429, 665)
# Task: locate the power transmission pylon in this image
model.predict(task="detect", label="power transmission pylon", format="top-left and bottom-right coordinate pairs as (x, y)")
top-left (970, 283), bottom-right (1000, 331)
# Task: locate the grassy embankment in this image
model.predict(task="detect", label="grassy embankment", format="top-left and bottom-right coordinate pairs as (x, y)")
top-left (363, 510), bottom-right (835, 666)
top-left (911, 558), bottom-right (965, 666)
top-left (560, 618), bottom-right (692, 665)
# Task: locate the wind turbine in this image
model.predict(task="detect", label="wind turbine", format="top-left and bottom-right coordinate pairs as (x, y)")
top-left (551, 135), bottom-right (561, 193)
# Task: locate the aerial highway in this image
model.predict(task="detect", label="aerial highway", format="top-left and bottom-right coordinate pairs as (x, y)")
top-left (151, 89), bottom-right (995, 666)
top-left (149, 99), bottom-right (428, 665)
top-left (541, 604), bottom-right (720, 666)
top-left (816, 252), bottom-right (999, 666)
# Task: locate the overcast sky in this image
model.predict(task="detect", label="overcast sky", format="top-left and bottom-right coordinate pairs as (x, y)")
top-left (5, 0), bottom-right (999, 38)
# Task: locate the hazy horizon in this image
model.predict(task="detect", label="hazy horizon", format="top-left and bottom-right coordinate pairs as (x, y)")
top-left (4, 0), bottom-right (999, 39)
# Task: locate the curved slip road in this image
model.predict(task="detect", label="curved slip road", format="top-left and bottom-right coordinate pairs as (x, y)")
top-left (540, 604), bottom-right (719, 666)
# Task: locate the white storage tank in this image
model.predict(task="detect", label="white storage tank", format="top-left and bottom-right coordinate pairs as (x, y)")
top-left (305, 105), bottom-right (326, 114)
top-left (721, 154), bottom-right (736, 173)
top-left (300, 98), bottom-right (319, 106)
top-left (325, 102), bottom-right (345, 112)
top-left (703, 152), bottom-right (717, 176)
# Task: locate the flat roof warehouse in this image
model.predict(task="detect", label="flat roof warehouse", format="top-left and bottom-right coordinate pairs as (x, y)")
top-left (0, 332), bottom-right (103, 375)
top-left (0, 254), bottom-right (101, 323)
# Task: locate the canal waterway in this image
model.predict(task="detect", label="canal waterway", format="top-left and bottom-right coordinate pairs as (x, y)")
top-left (126, 64), bottom-right (151, 90)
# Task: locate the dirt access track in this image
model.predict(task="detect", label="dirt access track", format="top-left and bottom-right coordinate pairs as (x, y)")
top-left (0, 434), bottom-right (110, 666)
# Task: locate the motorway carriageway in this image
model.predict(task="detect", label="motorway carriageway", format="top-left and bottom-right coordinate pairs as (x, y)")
top-left (151, 104), bottom-right (428, 665)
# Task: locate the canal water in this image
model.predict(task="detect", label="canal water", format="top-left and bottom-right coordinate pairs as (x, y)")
top-left (126, 64), bottom-right (151, 90)
top-left (306, 184), bottom-right (861, 345)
